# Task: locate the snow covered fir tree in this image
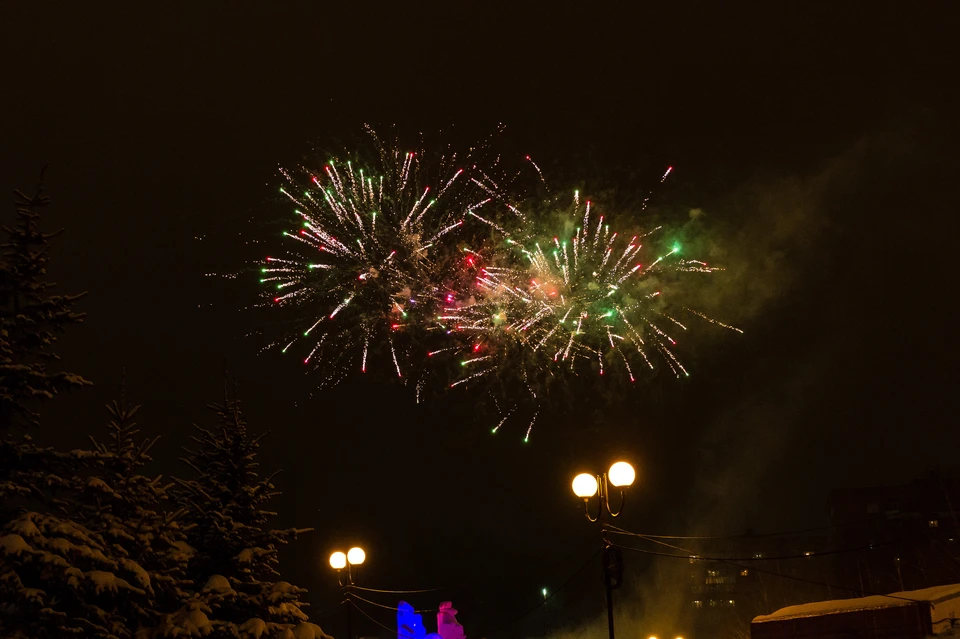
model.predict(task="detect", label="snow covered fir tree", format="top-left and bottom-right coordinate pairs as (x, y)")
top-left (0, 174), bottom-right (90, 428)
top-left (0, 179), bottom-right (327, 638)
top-left (174, 396), bottom-right (314, 635)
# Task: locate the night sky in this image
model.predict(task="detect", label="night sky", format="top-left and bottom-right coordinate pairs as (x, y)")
top-left (2, 2), bottom-right (957, 637)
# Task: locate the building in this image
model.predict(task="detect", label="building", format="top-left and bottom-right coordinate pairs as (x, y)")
top-left (683, 474), bottom-right (960, 638)
top-left (827, 474), bottom-right (960, 595)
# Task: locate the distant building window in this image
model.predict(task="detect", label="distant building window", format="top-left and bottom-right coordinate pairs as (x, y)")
top-left (929, 520), bottom-right (939, 528)
top-left (740, 569), bottom-right (749, 577)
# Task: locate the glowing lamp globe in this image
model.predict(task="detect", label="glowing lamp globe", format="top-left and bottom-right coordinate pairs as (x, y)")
top-left (572, 473), bottom-right (599, 498)
top-left (347, 547), bottom-right (366, 565)
top-left (329, 551), bottom-right (347, 570)
top-left (608, 461), bottom-right (636, 487)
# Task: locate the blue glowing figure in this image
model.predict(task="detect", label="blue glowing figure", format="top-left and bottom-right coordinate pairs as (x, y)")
top-left (397, 601), bottom-right (426, 639)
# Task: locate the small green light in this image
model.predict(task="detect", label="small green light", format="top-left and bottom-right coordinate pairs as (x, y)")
top-left (672, 242), bottom-right (681, 253)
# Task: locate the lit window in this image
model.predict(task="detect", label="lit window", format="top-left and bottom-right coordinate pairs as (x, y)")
top-left (929, 520), bottom-right (939, 528)
top-left (740, 569), bottom-right (749, 577)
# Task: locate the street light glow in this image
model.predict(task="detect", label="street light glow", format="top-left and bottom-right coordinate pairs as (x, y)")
top-left (347, 547), bottom-right (366, 565)
top-left (572, 473), bottom-right (599, 498)
top-left (608, 461), bottom-right (636, 487)
top-left (329, 551), bottom-right (347, 570)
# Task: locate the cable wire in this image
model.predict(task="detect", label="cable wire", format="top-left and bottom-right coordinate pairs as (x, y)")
top-left (607, 515), bottom-right (893, 540)
top-left (351, 585), bottom-right (447, 594)
top-left (611, 525), bottom-right (921, 604)
top-left (349, 597), bottom-right (419, 639)
top-left (345, 590), bottom-right (438, 614)
top-left (606, 526), bottom-right (901, 561)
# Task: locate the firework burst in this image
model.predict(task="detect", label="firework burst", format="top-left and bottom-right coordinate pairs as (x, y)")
top-left (438, 182), bottom-right (741, 440)
top-left (262, 128), bottom-right (488, 389)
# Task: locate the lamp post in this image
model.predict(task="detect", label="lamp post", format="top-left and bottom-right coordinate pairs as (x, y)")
top-left (330, 546), bottom-right (366, 639)
top-left (572, 461), bottom-right (636, 639)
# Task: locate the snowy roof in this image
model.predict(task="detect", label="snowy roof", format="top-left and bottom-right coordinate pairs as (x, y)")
top-left (753, 583), bottom-right (960, 623)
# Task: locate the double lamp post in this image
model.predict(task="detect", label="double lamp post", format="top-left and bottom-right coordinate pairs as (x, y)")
top-left (329, 546), bottom-right (366, 639)
top-left (572, 461), bottom-right (636, 639)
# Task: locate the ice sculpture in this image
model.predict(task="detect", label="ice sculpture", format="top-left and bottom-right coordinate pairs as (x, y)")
top-left (436, 602), bottom-right (465, 639)
top-left (397, 601), bottom-right (426, 639)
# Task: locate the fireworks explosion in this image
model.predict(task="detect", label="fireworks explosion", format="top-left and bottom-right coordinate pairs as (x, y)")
top-left (259, 133), bottom-right (741, 440)
top-left (262, 128), bottom-right (488, 390)
top-left (435, 182), bottom-right (742, 441)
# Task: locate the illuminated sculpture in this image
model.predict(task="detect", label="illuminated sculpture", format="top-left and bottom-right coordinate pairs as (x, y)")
top-left (436, 602), bottom-right (465, 639)
top-left (397, 601), bottom-right (426, 639)
top-left (397, 601), bottom-right (464, 639)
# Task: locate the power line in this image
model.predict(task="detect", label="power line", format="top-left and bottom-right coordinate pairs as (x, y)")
top-left (351, 585), bottom-right (447, 595)
top-left (343, 537), bottom-right (597, 606)
top-left (349, 597), bottom-right (419, 639)
top-left (606, 526), bottom-right (902, 562)
top-left (345, 590), bottom-right (437, 614)
top-left (607, 515), bottom-right (892, 541)
top-left (611, 526), bottom-right (920, 604)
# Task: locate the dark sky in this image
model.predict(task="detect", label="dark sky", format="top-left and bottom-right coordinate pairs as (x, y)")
top-left (2, 2), bottom-right (957, 637)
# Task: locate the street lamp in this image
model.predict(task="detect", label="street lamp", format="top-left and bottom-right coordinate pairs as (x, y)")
top-left (571, 461), bottom-right (636, 639)
top-left (330, 546), bottom-right (366, 639)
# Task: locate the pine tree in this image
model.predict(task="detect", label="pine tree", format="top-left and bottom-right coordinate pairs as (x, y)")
top-left (175, 396), bottom-right (313, 636)
top-left (0, 173), bottom-right (90, 430)
top-left (0, 176), bottom-right (127, 637)
top-left (81, 389), bottom-right (196, 634)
